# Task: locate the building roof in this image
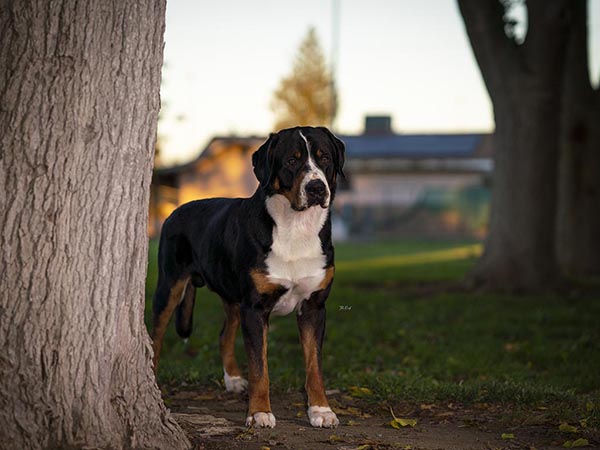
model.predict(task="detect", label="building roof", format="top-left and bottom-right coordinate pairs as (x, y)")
top-left (155, 132), bottom-right (492, 177)
top-left (155, 136), bottom-right (264, 176)
top-left (340, 133), bottom-right (488, 159)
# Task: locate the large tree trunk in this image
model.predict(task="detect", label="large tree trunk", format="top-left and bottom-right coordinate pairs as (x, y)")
top-left (477, 88), bottom-right (562, 288)
top-left (0, 2), bottom-right (189, 449)
top-left (458, 0), bottom-right (572, 290)
top-left (556, 0), bottom-right (600, 276)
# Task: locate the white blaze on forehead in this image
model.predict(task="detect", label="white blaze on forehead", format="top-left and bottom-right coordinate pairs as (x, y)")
top-left (298, 130), bottom-right (330, 208)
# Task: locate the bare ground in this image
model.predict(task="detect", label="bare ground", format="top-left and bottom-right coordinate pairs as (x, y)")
top-left (166, 386), bottom-right (598, 450)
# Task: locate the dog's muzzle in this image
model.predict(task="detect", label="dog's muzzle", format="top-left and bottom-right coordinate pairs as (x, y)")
top-left (305, 179), bottom-right (329, 208)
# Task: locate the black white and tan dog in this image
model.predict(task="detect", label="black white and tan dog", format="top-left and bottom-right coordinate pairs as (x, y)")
top-left (151, 126), bottom-right (345, 428)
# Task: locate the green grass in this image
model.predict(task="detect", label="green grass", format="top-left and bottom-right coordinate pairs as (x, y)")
top-left (145, 239), bottom-right (600, 423)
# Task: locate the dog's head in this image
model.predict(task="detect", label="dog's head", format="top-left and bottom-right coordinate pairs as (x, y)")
top-left (252, 126), bottom-right (345, 211)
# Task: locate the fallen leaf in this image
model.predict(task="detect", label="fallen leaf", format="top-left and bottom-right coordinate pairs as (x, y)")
top-left (586, 402), bottom-right (594, 413)
top-left (559, 423), bottom-right (578, 433)
top-left (389, 407), bottom-right (417, 429)
top-left (357, 445), bottom-right (371, 450)
top-left (501, 433), bottom-right (515, 439)
top-left (328, 434), bottom-right (344, 443)
top-left (563, 438), bottom-right (589, 448)
top-left (349, 386), bottom-right (373, 398)
top-left (338, 406), bottom-right (363, 416)
top-left (390, 418), bottom-right (417, 428)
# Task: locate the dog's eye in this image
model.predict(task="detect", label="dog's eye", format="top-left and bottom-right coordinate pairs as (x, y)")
top-left (321, 154), bottom-right (330, 163)
top-left (287, 158), bottom-right (297, 166)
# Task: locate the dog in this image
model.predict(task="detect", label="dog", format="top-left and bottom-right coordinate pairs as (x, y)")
top-left (151, 126), bottom-right (345, 429)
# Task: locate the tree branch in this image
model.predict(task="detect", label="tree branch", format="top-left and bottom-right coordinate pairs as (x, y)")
top-left (524, 0), bottom-right (574, 78)
top-left (457, 0), bottom-right (520, 100)
top-left (563, 0), bottom-right (593, 97)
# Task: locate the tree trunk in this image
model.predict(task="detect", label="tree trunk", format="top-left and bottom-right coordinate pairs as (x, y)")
top-left (556, 0), bottom-right (600, 276)
top-left (458, 0), bottom-right (572, 290)
top-left (0, 2), bottom-right (190, 449)
top-left (475, 87), bottom-right (562, 289)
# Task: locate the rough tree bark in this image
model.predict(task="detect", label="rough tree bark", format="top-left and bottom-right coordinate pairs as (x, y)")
top-left (556, 0), bottom-right (600, 276)
top-left (0, 1), bottom-right (190, 449)
top-left (458, 0), bottom-right (572, 290)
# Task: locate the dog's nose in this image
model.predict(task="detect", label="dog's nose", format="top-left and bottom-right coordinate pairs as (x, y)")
top-left (305, 180), bottom-right (328, 206)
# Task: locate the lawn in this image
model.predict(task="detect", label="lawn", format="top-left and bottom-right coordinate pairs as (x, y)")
top-left (144, 239), bottom-right (600, 425)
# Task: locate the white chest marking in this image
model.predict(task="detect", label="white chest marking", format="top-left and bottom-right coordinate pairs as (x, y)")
top-left (265, 194), bottom-right (328, 316)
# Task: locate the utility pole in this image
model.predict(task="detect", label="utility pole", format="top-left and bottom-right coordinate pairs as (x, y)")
top-left (330, 0), bottom-right (340, 130)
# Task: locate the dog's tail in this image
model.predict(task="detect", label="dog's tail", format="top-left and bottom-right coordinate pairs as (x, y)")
top-left (174, 282), bottom-right (196, 338)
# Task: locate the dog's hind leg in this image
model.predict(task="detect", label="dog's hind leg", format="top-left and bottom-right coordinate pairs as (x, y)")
top-left (152, 276), bottom-right (190, 371)
top-left (220, 301), bottom-right (248, 393)
top-left (175, 282), bottom-right (196, 338)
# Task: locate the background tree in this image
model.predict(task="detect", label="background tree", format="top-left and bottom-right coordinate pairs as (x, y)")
top-left (271, 27), bottom-right (338, 130)
top-left (458, 0), bottom-right (573, 290)
top-left (0, 1), bottom-right (189, 448)
top-left (556, 0), bottom-right (600, 276)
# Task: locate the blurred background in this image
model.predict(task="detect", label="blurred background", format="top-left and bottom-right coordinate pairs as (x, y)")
top-left (149, 0), bottom-right (598, 247)
top-left (149, 0), bottom-right (505, 239)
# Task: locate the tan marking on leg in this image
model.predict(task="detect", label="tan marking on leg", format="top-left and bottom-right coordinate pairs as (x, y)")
top-left (319, 266), bottom-right (335, 290)
top-left (300, 327), bottom-right (329, 407)
top-left (250, 269), bottom-right (282, 295)
top-left (247, 326), bottom-right (271, 414)
top-left (152, 277), bottom-right (189, 371)
top-left (220, 301), bottom-right (242, 377)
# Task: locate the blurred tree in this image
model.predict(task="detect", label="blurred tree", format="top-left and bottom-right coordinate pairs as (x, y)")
top-left (458, 0), bottom-right (573, 290)
top-left (556, 0), bottom-right (600, 276)
top-left (271, 27), bottom-right (338, 130)
top-left (0, 1), bottom-right (188, 449)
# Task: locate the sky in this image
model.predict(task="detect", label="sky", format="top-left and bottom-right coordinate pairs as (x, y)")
top-left (158, 0), bottom-right (600, 166)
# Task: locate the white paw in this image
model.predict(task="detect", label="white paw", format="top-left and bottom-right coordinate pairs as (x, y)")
top-left (308, 406), bottom-right (339, 428)
top-left (245, 412), bottom-right (276, 428)
top-left (224, 372), bottom-right (248, 393)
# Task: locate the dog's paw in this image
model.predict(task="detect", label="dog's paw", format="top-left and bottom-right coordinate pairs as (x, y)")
top-left (308, 406), bottom-right (339, 428)
top-left (224, 373), bottom-right (248, 393)
top-left (245, 412), bottom-right (276, 428)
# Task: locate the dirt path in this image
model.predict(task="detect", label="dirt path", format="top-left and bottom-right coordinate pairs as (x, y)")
top-left (166, 387), bottom-right (595, 450)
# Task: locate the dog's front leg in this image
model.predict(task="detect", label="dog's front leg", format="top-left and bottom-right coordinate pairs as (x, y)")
top-left (297, 291), bottom-right (339, 428)
top-left (241, 303), bottom-right (275, 428)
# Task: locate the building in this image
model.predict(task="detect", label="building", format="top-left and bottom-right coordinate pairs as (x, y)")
top-left (149, 117), bottom-right (492, 239)
top-left (149, 136), bottom-right (263, 237)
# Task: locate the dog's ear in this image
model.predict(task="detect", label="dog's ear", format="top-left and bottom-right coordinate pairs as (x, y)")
top-left (252, 133), bottom-right (278, 187)
top-left (320, 127), bottom-right (346, 179)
